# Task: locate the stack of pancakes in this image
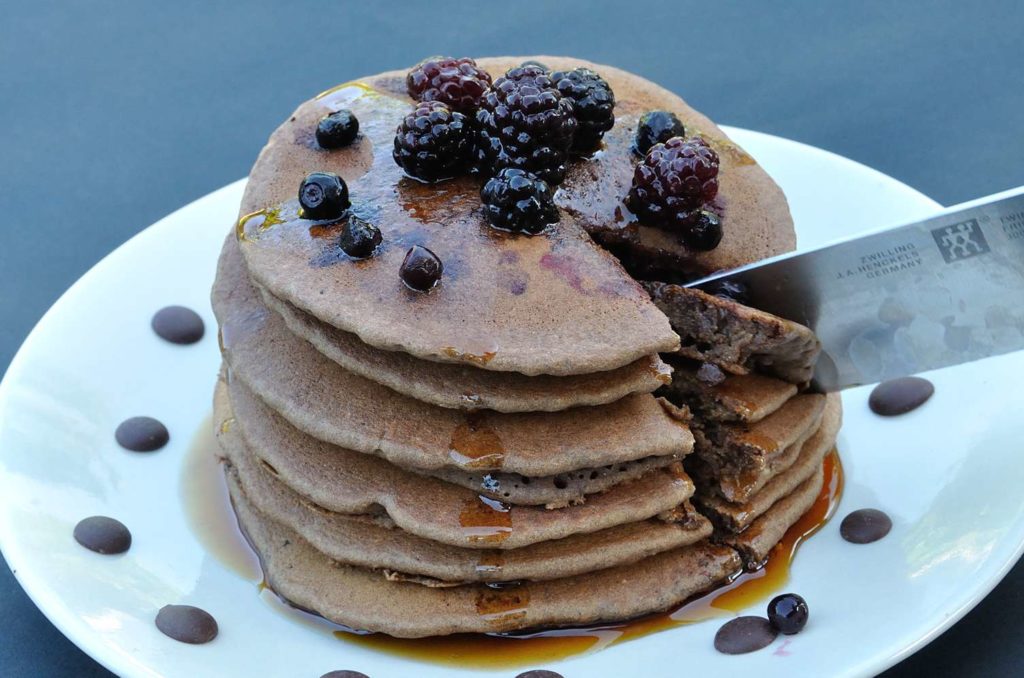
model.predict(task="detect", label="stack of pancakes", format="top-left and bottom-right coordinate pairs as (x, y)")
top-left (209, 57), bottom-right (841, 638)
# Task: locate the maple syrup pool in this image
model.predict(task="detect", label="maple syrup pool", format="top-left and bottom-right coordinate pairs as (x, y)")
top-left (183, 416), bottom-right (843, 669)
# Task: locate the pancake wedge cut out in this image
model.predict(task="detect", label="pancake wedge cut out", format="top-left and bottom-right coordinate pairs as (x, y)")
top-left (231, 480), bottom-right (743, 637)
top-left (256, 282), bottom-right (672, 413)
top-left (235, 56), bottom-right (795, 376)
top-left (212, 240), bottom-right (694, 478)
top-left (216, 378), bottom-right (697, 550)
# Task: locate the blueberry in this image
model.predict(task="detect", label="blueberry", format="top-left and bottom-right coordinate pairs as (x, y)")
top-left (767, 593), bottom-right (809, 635)
top-left (339, 216), bottom-right (382, 259)
top-left (683, 210), bottom-right (723, 251)
top-left (316, 110), bottom-right (359, 149)
top-left (634, 110), bottom-right (686, 155)
top-left (399, 245), bottom-right (443, 291)
top-left (299, 172), bottom-right (350, 220)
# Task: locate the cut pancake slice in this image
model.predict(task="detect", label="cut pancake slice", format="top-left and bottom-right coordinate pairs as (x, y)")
top-left (231, 481), bottom-right (742, 637)
top-left (720, 465), bottom-right (825, 568)
top-left (223, 463), bottom-right (711, 585)
top-left (217, 379), bottom-right (697, 550)
top-left (256, 278), bottom-right (672, 413)
top-left (644, 283), bottom-right (821, 385)
top-left (212, 242), bottom-right (693, 477)
top-left (660, 356), bottom-right (797, 423)
top-left (697, 397), bottom-right (841, 532)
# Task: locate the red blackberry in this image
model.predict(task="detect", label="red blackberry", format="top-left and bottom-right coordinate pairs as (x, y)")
top-left (628, 136), bottom-right (720, 230)
top-left (476, 65), bottom-right (577, 185)
top-left (550, 67), bottom-right (615, 153)
top-left (393, 101), bottom-right (475, 182)
top-left (480, 168), bottom-right (559, 235)
top-left (406, 57), bottom-right (492, 113)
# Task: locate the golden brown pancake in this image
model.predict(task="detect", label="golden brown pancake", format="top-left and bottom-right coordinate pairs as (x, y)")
top-left (217, 378), bottom-right (697, 549)
top-left (255, 279), bottom-right (673, 412)
top-left (235, 56), bottom-right (794, 376)
top-left (212, 241), bottom-right (694, 477)
top-left (230, 481), bottom-right (742, 637)
top-left (223, 465), bottom-right (711, 585)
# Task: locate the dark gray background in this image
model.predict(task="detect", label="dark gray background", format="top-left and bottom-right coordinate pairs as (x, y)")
top-left (2, 1), bottom-right (1022, 675)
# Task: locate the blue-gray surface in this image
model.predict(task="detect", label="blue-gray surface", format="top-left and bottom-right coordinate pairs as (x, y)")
top-left (1, 1), bottom-right (1022, 676)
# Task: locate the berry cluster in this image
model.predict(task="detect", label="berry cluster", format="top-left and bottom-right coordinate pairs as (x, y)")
top-left (628, 136), bottom-right (723, 250)
top-left (475, 65), bottom-right (578, 186)
top-left (550, 67), bottom-right (615, 153)
top-left (406, 57), bottom-right (493, 113)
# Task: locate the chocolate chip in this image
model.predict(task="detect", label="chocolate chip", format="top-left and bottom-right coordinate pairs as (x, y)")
top-left (151, 306), bottom-right (205, 344)
top-left (399, 245), bottom-right (443, 291)
top-left (713, 615), bottom-right (778, 654)
top-left (696, 362), bottom-right (726, 385)
top-left (73, 516), bottom-right (131, 554)
top-left (868, 376), bottom-right (934, 416)
top-left (320, 672), bottom-right (370, 678)
top-left (840, 509), bottom-right (892, 544)
top-left (115, 417), bottom-right (169, 452)
top-left (155, 604), bottom-right (218, 644)
top-left (515, 671), bottom-right (564, 678)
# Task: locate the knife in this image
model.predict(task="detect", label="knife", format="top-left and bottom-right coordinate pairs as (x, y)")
top-left (686, 186), bottom-right (1024, 391)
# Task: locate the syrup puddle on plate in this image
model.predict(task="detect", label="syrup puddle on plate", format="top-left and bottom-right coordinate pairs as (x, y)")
top-left (183, 415), bottom-right (843, 669)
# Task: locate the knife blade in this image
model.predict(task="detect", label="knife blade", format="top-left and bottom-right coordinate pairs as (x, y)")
top-left (686, 186), bottom-right (1024, 391)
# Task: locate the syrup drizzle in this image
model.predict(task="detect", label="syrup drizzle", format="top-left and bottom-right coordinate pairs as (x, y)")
top-left (184, 415), bottom-right (843, 670)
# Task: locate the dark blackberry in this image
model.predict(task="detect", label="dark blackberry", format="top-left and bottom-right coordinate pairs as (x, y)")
top-left (480, 168), bottom-right (559, 235)
top-left (406, 56), bottom-right (492, 113)
top-left (400, 245), bottom-right (443, 291)
top-left (683, 210), bottom-right (723, 251)
top-left (299, 172), bottom-right (350, 220)
top-left (339, 216), bottom-right (382, 259)
top-left (628, 136), bottom-right (719, 230)
top-left (316, 110), bottom-right (359, 149)
top-left (392, 101), bottom-right (475, 182)
top-left (476, 65), bottom-right (577, 185)
top-left (550, 67), bottom-right (615, 153)
top-left (634, 110), bottom-right (686, 156)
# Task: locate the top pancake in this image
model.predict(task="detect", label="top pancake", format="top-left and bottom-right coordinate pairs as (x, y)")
top-left (236, 56), bottom-right (794, 376)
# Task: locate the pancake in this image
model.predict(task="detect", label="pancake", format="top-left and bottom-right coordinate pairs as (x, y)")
top-left (255, 274), bottom-right (672, 412)
top-left (644, 283), bottom-right (821, 385)
top-left (217, 379), bottom-right (697, 549)
top-left (223, 464), bottom-right (711, 585)
top-left (212, 242), bottom-right (693, 477)
top-left (660, 356), bottom-right (798, 423)
top-left (231, 481), bottom-right (742, 637)
top-left (697, 398), bottom-right (842, 532)
top-left (720, 465), bottom-right (825, 568)
top-left (693, 393), bottom-right (826, 473)
top-left (235, 56), bottom-right (794, 376)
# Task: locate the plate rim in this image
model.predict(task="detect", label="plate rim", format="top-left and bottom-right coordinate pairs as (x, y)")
top-left (7, 127), bottom-right (1011, 678)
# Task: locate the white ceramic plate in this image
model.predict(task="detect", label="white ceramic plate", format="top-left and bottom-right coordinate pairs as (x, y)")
top-left (3, 128), bottom-right (1022, 678)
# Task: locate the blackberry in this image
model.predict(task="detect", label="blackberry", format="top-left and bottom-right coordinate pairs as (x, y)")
top-left (316, 110), bottom-right (359, 149)
top-left (299, 172), bottom-right (350, 220)
top-left (476, 65), bottom-right (577, 185)
top-left (550, 67), bottom-right (615, 153)
top-left (480, 168), bottom-right (559, 235)
top-left (339, 216), bottom-right (382, 259)
top-left (628, 136), bottom-right (719, 230)
top-left (406, 56), bottom-right (492, 113)
top-left (400, 245), bottom-right (443, 291)
top-left (393, 101), bottom-right (475, 182)
top-left (683, 210), bottom-right (723, 251)
top-left (634, 110), bottom-right (686, 156)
